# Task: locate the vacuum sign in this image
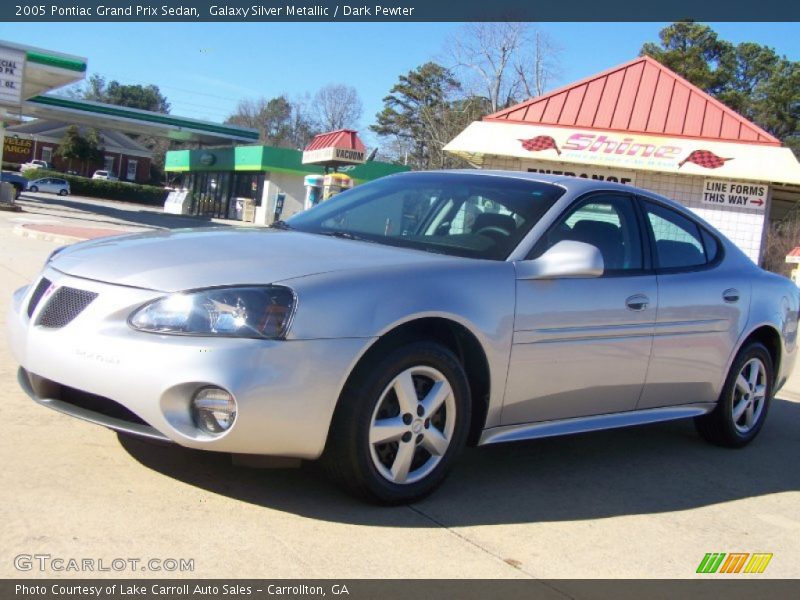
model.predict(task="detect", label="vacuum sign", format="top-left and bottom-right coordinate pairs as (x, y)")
top-left (701, 179), bottom-right (767, 211)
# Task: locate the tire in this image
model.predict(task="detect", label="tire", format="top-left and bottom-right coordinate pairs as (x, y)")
top-left (324, 341), bottom-right (471, 504)
top-left (59, 189), bottom-right (68, 196)
top-left (695, 342), bottom-right (773, 448)
top-left (28, 186), bottom-right (38, 193)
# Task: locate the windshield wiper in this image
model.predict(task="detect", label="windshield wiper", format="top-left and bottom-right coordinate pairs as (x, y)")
top-left (317, 230), bottom-right (367, 241)
top-left (269, 220), bottom-right (294, 230)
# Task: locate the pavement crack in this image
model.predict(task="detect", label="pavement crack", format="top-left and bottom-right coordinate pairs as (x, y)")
top-left (404, 504), bottom-right (573, 598)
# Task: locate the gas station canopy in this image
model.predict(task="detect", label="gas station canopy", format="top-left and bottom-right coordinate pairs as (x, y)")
top-left (22, 95), bottom-right (259, 145)
top-left (0, 41), bottom-right (87, 103)
top-left (1, 40), bottom-right (258, 146)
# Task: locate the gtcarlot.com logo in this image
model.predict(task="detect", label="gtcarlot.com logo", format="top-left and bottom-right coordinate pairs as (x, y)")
top-left (14, 554), bottom-right (195, 573)
top-left (696, 552), bottom-right (772, 574)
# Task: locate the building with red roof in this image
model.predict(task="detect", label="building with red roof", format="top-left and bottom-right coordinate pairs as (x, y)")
top-left (445, 56), bottom-right (800, 264)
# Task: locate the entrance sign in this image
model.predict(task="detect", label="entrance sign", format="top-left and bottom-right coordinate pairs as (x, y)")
top-left (701, 179), bottom-right (767, 212)
top-left (525, 161), bottom-right (636, 185)
top-left (0, 46), bottom-right (25, 107)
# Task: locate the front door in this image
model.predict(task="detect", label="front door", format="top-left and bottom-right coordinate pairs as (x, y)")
top-left (503, 193), bottom-right (656, 425)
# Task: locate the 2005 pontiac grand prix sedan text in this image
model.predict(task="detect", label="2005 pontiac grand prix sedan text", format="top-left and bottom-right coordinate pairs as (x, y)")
top-left (8, 171), bottom-right (798, 503)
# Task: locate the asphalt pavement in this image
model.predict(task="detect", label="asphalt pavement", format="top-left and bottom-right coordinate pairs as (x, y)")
top-left (1, 191), bottom-right (799, 579)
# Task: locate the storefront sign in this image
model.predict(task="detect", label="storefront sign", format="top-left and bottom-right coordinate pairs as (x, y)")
top-left (525, 161), bottom-right (635, 185)
top-left (701, 179), bottom-right (767, 211)
top-left (2, 136), bottom-right (32, 158)
top-left (444, 121), bottom-right (800, 186)
top-left (0, 46), bottom-right (25, 107)
top-left (302, 146), bottom-right (366, 165)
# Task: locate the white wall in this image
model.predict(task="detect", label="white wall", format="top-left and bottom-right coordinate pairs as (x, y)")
top-left (481, 155), bottom-right (767, 264)
top-left (254, 171), bottom-right (307, 226)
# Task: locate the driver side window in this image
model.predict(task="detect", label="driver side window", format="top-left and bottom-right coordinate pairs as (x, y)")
top-left (531, 194), bottom-right (644, 274)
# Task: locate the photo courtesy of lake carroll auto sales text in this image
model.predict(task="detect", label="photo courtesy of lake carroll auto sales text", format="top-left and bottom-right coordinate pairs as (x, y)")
top-left (0, 1), bottom-right (799, 597)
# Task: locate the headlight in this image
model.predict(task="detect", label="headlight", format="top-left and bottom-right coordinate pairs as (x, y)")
top-left (129, 286), bottom-right (295, 339)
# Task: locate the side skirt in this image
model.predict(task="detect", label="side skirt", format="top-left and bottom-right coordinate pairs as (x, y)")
top-left (479, 403), bottom-right (716, 446)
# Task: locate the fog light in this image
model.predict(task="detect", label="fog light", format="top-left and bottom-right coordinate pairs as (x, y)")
top-left (191, 387), bottom-right (237, 434)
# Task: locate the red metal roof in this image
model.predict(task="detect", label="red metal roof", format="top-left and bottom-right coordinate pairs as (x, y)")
top-left (304, 129), bottom-right (366, 152)
top-left (485, 56), bottom-right (781, 146)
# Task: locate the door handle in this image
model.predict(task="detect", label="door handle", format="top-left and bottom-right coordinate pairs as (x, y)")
top-left (723, 288), bottom-right (740, 303)
top-left (625, 294), bottom-right (650, 311)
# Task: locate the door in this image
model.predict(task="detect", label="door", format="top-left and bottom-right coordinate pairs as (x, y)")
top-left (503, 193), bottom-right (657, 425)
top-left (636, 200), bottom-right (750, 409)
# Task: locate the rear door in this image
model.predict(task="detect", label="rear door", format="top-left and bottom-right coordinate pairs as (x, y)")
top-left (636, 199), bottom-right (750, 409)
top-left (504, 193), bottom-right (657, 425)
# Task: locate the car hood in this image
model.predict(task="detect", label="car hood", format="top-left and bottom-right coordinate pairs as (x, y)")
top-left (51, 227), bottom-right (456, 292)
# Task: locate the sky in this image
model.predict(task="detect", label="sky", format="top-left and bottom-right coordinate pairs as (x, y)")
top-left (1, 21), bottom-right (798, 147)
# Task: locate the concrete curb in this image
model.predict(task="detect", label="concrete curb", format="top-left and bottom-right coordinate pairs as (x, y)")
top-left (13, 223), bottom-right (85, 245)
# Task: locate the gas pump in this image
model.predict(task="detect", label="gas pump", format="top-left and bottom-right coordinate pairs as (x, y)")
top-left (303, 175), bottom-right (324, 210)
top-left (323, 172), bottom-right (353, 200)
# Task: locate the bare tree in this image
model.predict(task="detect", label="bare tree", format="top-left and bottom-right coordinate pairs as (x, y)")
top-left (446, 22), bottom-right (561, 113)
top-left (312, 83), bottom-right (363, 131)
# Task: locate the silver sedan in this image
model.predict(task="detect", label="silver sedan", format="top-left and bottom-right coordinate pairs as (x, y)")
top-left (8, 171), bottom-right (798, 503)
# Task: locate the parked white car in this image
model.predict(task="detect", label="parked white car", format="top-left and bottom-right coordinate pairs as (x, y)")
top-left (20, 160), bottom-right (53, 172)
top-left (92, 170), bottom-right (118, 181)
top-left (27, 177), bottom-right (70, 196)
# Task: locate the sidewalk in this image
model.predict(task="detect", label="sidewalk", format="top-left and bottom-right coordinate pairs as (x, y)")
top-left (7, 190), bottom-right (252, 244)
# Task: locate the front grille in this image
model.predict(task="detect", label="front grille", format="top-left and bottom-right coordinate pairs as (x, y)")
top-left (36, 287), bottom-right (98, 328)
top-left (27, 277), bottom-right (52, 317)
top-left (59, 384), bottom-right (149, 426)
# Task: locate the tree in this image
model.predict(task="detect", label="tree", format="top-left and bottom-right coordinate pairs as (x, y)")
top-left (372, 62), bottom-right (472, 170)
top-left (641, 22), bottom-right (799, 156)
top-left (67, 74), bottom-right (170, 113)
top-left (446, 22), bottom-right (561, 112)
top-left (312, 83), bottom-right (363, 131)
top-left (226, 95), bottom-right (318, 148)
top-left (55, 126), bottom-right (104, 176)
top-left (641, 22), bottom-right (732, 93)
top-left (55, 125), bottom-right (84, 173)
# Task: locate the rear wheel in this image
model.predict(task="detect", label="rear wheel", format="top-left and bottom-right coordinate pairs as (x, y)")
top-left (695, 342), bottom-right (773, 447)
top-left (325, 341), bottom-right (471, 504)
top-left (58, 189), bottom-right (68, 196)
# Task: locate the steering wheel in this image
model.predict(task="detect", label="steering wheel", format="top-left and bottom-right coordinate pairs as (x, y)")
top-left (475, 225), bottom-right (511, 239)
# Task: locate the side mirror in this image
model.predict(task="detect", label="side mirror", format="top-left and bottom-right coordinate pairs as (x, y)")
top-left (516, 240), bottom-right (604, 280)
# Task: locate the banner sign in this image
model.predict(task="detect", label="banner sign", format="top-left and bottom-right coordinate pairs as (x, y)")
top-left (444, 121), bottom-right (800, 186)
top-left (0, 45), bottom-right (25, 108)
top-left (701, 179), bottom-right (767, 212)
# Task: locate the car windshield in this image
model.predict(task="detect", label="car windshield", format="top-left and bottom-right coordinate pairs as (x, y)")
top-left (286, 172), bottom-right (564, 260)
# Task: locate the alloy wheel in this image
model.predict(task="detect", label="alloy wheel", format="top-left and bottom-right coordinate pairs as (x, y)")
top-left (368, 366), bottom-right (456, 485)
top-left (732, 357), bottom-right (767, 434)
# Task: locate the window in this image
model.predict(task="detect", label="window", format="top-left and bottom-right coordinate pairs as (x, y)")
top-left (286, 172), bottom-right (564, 260)
top-left (644, 202), bottom-right (708, 269)
top-left (531, 194), bottom-right (643, 273)
top-left (40, 147), bottom-right (53, 163)
top-left (126, 159), bottom-right (138, 181)
top-left (104, 156), bottom-right (115, 174)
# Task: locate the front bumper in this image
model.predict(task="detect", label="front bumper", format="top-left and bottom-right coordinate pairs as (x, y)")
top-left (8, 267), bottom-right (373, 459)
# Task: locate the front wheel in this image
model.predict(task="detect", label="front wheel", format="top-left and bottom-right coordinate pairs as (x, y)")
top-left (695, 342), bottom-right (773, 447)
top-left (28, 186), bottom-right (38, 193)
top-left (325, 341), bottom-right (471, 504)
